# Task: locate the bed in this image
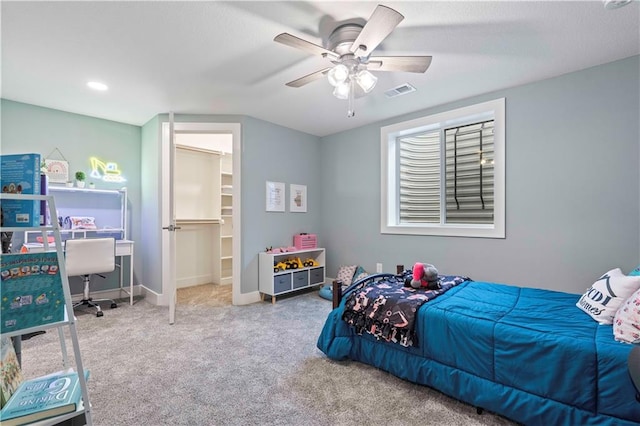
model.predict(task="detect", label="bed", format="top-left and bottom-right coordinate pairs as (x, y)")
top-left (317, 267), bottom-right (640, 425)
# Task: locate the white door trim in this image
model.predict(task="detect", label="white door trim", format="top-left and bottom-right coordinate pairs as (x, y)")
top-left (161, 121), bottom-right (243, 306)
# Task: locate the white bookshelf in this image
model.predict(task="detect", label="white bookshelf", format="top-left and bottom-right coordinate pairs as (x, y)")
top-left (259, 248), bottom-right (326, 304)
top-left (0, 193), bottom-right (93, 425)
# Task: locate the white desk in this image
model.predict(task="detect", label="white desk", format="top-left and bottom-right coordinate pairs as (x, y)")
top-left (22, 239), bottom-right (135, 306)
top-left (115, 240), bottom-right (135, 306)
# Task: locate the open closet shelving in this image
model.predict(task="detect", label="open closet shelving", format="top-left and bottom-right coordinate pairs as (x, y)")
top-left (216, 155), bottom-right (233, 284)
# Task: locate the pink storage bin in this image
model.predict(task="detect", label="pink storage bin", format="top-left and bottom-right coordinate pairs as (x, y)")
top-left (294, 234), bottom-right (317, 250)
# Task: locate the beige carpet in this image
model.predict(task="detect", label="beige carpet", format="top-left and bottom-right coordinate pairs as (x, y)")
top-left (176, 283), bottom-right (232, 307)
top-left (19, 292), bottom-right (515, 426)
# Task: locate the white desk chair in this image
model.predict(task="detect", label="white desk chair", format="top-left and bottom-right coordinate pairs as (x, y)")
top-left (65, 237), bottom-right (118, 317)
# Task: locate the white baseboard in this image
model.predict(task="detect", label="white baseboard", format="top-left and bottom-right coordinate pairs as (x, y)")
top-left (138, 285), bottom-right (262, 306)
top-left (140, 285), bottom-right (165, 305)
top-left (177, 274), bottom-right (213, 289)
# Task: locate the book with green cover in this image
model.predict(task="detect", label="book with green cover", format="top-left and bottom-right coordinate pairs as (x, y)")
top-left (0, 153), bottom-right (42, 227)
top-left (0, 369), bottom-right (89, 426)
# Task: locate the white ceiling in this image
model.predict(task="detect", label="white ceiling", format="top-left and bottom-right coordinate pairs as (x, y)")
top-left (2, 1), bottom-right (639, 137)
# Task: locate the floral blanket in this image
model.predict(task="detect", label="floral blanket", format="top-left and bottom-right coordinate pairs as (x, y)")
top-left (341, 272), bottom-right (470, 347)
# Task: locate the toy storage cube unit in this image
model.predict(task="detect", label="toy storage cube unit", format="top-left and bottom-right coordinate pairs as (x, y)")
top-left (293, 233), bottom-right (317, 250)
top-left (259, 248), bottom-right (325, 304)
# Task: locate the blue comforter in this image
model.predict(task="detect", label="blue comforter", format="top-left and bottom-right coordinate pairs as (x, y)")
top-left (317, 280), bottom-right (640, 425)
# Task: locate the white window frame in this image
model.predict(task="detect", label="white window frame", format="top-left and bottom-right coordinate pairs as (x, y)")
top-left (381, 98), bottom-right (505, 238)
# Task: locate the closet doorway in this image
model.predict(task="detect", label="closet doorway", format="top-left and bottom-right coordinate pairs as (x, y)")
top-left (174, 133), bottom-right (233, 307)
top-left (161, 122), bottom-right (241, 317)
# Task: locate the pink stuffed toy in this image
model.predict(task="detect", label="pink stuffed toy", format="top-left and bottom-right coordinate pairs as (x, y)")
top-left (410, 262), bottom-right (439, 289)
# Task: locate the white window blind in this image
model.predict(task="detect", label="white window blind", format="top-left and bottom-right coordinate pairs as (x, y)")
top-left (398, 121), bottom-right (494, 226)
top-left (445, 120), bottom-right (494, 224)
top-left (381, 98), bottom-right (505, 238)
top-left (398, 131), bottom-right (440, 224)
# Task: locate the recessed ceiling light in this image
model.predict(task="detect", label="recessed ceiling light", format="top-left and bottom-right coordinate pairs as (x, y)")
top-left (87, 81), bottom-right (108, 91)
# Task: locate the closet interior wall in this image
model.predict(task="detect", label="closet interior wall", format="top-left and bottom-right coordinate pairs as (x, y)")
top-left (173, 132), bottom-right (234, 290)
top-left (174, 145), bottom-right (220, 288)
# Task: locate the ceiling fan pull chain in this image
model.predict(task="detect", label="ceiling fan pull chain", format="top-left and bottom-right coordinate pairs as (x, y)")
top-left (347, 79), bottom-right (356, 118)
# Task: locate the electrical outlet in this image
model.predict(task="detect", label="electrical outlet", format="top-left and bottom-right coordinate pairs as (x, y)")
top-left (376, 263), bottom-right (383, 273)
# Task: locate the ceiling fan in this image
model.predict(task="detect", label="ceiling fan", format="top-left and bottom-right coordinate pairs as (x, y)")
top-left (274, 4), bottom-right (432, 117)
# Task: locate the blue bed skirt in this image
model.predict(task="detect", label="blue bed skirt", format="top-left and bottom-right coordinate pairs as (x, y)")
top-left (317, 280), bottom-right (640, 425)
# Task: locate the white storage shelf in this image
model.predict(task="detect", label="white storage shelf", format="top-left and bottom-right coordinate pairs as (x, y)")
top-left (212, 154), bottom-right (233, 286)
top-left (259, 248), bottom-right (325, 304)
top-left (0, 193), bottom-right (93, 425)
top-left (24, 186), bottom-right (127, 244)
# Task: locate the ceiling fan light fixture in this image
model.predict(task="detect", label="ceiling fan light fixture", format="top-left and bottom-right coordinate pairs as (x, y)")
top-left (603, 0), bottom-right (632, 9)
top-left (327, 64), bottom-right (349, 87)
top-left (333, 81), bottom-right (350, 100)
top-left (355, 69), bottom-right (378, 93)
top-left (273, 4), bottom-right (429, 118)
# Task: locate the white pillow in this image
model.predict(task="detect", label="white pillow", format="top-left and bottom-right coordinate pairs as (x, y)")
top-left (576, 268), bottom-right (640, 325)
top-left (613, 288), bottom-right (640, 343)
top-left (336, 265), bottom-right (357, 286)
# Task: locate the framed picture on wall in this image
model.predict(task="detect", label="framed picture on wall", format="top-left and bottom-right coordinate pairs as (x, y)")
top-left (44, 159), bottom-right (69, 183)
top-left (266, 181), bottom-right (285, 212)
top-left (290, 184), bottom-right (307, 213)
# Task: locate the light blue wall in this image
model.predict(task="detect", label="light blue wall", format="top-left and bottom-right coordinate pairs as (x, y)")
top-left (319, 55), bottom-right (640, 294)
top-left (140, 114), bottom-right (161, 294)
top-left (240, 116), bottom-right (321, 293)
top-left (0, 102), bottom-right (323, 300)
top-left (140, 114), bottom-right (321, 296)
top-left (4, 55), bottom-right (637, 299)
top-left (0, 99), bottom-right (142, 293)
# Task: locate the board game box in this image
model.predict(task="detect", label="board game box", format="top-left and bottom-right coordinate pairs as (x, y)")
top-left (0, 153), bottom-right (41, 227)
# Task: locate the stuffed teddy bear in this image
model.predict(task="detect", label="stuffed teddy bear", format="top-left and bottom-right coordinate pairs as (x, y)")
top-left (409, 262), bottom-right (440, 290)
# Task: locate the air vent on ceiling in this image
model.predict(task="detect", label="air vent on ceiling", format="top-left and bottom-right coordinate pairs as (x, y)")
top-left (385, 83), bottom-right (416, 98)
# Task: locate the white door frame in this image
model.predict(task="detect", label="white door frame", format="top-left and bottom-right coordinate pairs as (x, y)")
top-left (161, 122), bottom-right (242, 309)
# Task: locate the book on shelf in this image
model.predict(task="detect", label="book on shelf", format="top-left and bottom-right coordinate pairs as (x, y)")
top-left (0, 336), bottom-right (24, 409)
top-left (1, 252), bottom-right (65, 334)
top-left (0, 369), bottom-right (89, 426)
top-left (0, 153), bottom-right (41, 227)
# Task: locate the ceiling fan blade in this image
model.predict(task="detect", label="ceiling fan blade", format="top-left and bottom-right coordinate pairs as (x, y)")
top-left (274, 33), bottom-right (339, 60)
top-left (285, 67), bottom-right (332, 88)
top-left (350, 5), bottom-right (404, 58)
top-left (367, 56), bottom-right (433, 73)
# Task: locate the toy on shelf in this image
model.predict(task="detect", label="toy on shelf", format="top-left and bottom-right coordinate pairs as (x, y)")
top-left (274, 261), bottom-right (288, 273)
top-left (303, 258), bottom-right (319, 267)
top-left (294, 233), bottom-right (317, 250)
top-left (266, 246), bottom-right (298, 254)
top-left (274, 257), bottom-right (313, 272)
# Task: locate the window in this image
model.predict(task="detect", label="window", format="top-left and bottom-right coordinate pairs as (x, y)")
top-left (381, 98), bottom-right (505, 238)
